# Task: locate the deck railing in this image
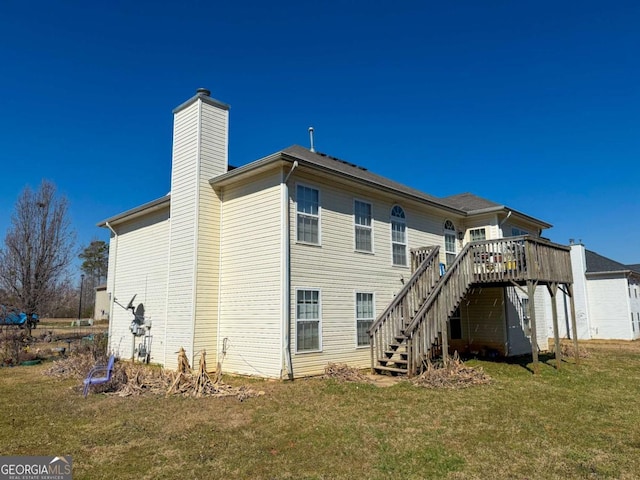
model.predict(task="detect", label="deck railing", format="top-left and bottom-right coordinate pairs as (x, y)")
top-left (465, 236), bottom-right (572, 284)
top-left (369, 246), bottom-right (441, 373)
top-left (372, 236), bottom-right (572, 375)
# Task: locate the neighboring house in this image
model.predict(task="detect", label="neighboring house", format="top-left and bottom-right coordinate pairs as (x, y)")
top-left (99, 89), bottom-right (574, 378)
top-left (544, 242), bottom-right (640, 341)
top-left (93, 284), bottom-right (110, 321)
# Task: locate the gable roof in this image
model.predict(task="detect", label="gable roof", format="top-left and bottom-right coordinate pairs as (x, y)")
top-left (211, 145), bottom-right (552, 228)
top-left (99, 145), bottom-right (553, 230)
top-left (439, 193), bottom-right (501, 212)
top-left (585, 249), bottom-right (637, 275)
top-left (97, 195), bottom-right (170, 227)
top-left (627, 264), bottom-right (640, 274)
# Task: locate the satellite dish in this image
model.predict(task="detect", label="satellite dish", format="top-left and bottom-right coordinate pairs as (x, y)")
top-left (126, 294), bottom-right (137, 311)
top-left (133, 303), bottom-right (145, 325)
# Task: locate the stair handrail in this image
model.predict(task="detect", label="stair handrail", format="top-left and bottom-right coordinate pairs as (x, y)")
top-left (403, 242), bottom-right (473, 335)
top-left (369, 246), bottom-right (440, 334)
top-left (369, 246), bottom-right (441, 372)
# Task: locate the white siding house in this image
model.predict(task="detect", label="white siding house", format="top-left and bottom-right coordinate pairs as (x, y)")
top-left (99, 89), bottom-right (571, 378)
top-left (544, 243), bottom-right (640, 341)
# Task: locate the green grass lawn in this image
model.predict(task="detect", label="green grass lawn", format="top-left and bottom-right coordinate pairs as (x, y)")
top-left (2, 341), bottom-right (640, 479)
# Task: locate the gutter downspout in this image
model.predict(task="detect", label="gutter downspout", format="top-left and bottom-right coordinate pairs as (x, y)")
top-left (282, 160), bottom-right (298, 380)
top-left (105, 221), bottom-right (118, 351)
top-left (499, 210), bottom-right (512, 237)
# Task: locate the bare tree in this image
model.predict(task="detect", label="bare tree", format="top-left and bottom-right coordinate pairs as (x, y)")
top-left (0, 180), bottom-right (75, 321)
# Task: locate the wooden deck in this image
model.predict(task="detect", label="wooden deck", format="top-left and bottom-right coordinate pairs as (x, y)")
top-left (370, 236), bottom-right (577, 376)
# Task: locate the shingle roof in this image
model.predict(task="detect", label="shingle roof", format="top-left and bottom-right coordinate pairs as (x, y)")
top-left (97, 195), bottom-right (170, 227)
top-left (438, 193), bottom-right (501, 212)
top-left (213, 145), bottom-right (551, 227)
top-left (627, 264), bottom-right (640, 274)
top-left (585, 249), bottom-right (632, 273)
top-left (281, 145), bottom-right (449, 207)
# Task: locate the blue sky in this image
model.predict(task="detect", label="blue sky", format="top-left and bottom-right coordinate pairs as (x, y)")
top-left (1, 0), bottom-right (638, 268)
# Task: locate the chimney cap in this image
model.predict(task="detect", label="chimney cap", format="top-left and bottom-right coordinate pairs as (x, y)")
top-left (196, 88), bottom-right (211, 97)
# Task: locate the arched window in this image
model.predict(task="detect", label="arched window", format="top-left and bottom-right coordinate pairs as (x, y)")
top-left (444, 220), bottom-right (456, 267)
top-left (391, 206), bottom-right (407, 266)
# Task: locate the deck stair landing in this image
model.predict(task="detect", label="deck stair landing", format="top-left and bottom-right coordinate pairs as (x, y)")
top-left (369, 237), bottom-right (573, 376)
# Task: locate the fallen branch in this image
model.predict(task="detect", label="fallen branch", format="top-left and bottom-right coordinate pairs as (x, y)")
top-left (323, 363), bottom-right (372, 383)
top-left (411, 352), bottom-right (491, 389)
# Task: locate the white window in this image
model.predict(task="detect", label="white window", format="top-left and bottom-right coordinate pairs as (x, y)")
top-left (444, 220), bottom-right (457, 267)
top-left (356, 292), bottom-right (374, 346)
top-left (511, 227), bottom-right (529, 237)
top-left (296, 185), bottom-right (320, 244)
top-left (470, 228), bottom-right (486, 242)
top-left (354, 200), bottom-right (373, 252)
top-left (296, 289), bottom-right (321, 352)
top-left (391, 206), bottom-right (407, 266)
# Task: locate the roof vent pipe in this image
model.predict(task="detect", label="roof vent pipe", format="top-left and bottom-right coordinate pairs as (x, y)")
top-left (196, 88), bottom-right (211, 97)
top-left (308, 126), bottom-right (315, 153)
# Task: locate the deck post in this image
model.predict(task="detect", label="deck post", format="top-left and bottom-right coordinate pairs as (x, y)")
top-left (370, 337), bottom-right (374, 374)
top-left (547, 282), bottom-right (561, 370)
top-left (527, 280), bottom-right (539, 374)
top-left (441, 316), bottom-right (449, 366)
top-left (566, 283), bottom-right (580, 364)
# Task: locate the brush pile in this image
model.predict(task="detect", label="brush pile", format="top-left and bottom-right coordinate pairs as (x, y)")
top-left (411, 352), bottom-right (491, 389)
top-left (323, 362), bottom-right (372, 383)
top-left (43, 353), bottom-right (104, 379)
top-left (43, 350), bottom-right (264, 401)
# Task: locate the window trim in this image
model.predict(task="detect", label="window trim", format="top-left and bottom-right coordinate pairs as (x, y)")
top-left (295, 287), bottom-right (322, 354)
top-left (295, 183), bottom-right (321, 246)
top-left (355, 291), bottom-right (375, 348)
top-left (353, 198), bottom-right (374, 254)
top-left (390, 205), bottom-right (408, 267)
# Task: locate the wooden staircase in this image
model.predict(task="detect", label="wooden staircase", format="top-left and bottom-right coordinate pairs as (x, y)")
top-left (369, 246), bottom-right (443, 376)
top-left (369, 236), bottom-right (574, 376)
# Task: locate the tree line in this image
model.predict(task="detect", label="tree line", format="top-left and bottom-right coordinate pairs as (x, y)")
top-left (0, 180), bottom-right (108, 319)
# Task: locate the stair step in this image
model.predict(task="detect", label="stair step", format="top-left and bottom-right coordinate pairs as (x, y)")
top-left (378, 357), bottom-right (408, 366)
top-left (384, 350), bottom-right (408, 359)
top-left (374, 365), bottom-right (408, 375)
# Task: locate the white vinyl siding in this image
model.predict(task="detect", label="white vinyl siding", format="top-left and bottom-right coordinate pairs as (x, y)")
top-left (165, 101), bottom-right (200, 367)
top-left (193, 103), bottom-right (228, 357)
top-left (587, 276), bottom-right (635, 340)
top-left (296, 289), bottom-right (321, 352)
top-left (354, 200), bottom-right (373, 252)
top-left (356, 292), bottom-right (374, 347)
top-left (106, 208), bottom-right (170, 364)
top-left (289, 170), bottom-right (448, 376)
top-left (218, 171), bottom-right (282, 378)
top-left (166, 97), bottom-right (229, 368)
top-left (296, 184), bottom-right (320, 245)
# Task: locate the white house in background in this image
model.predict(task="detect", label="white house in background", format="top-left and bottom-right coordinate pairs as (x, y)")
top-left (98, 89), bottom-right (573, 379)
top-left (545, 243), bottom-right (640, 341)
